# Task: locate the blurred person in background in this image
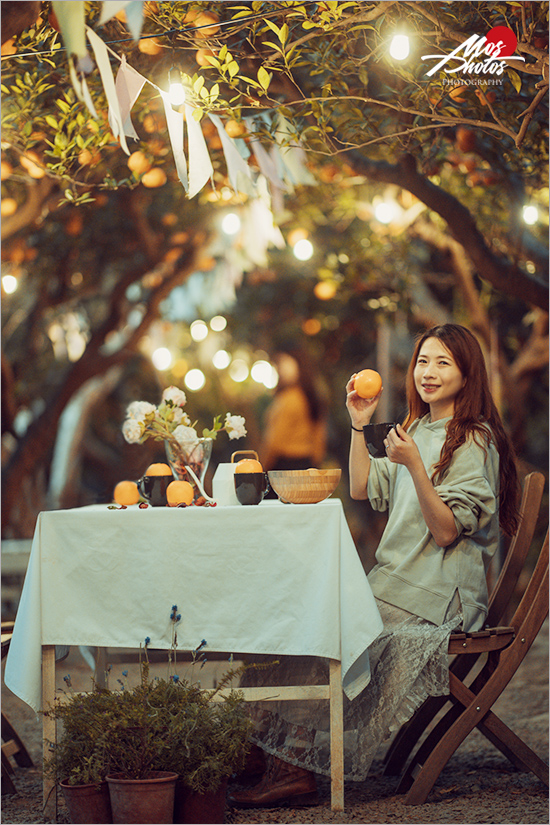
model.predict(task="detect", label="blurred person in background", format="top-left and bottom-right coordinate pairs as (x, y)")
top-left (261, 349), bottom-right (327, 474)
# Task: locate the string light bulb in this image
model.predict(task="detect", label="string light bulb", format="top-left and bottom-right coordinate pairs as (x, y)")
top-left (168, 67), bottom-right (186, 106)
top-left (389, 34), bottom-right (410, 60)
top-left (522, 205), bottom-right (539, 225)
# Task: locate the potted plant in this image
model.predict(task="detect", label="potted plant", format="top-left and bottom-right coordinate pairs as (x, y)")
top-left (44, 615), bottom-right (253, 825)
top-left (44, 682), bottom-right (114, 824)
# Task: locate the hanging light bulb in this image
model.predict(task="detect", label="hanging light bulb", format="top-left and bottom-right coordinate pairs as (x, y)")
top-left (522, 204), bottom-right (539, 225)
top-left (168, 68), bottom-right (186, 106)
top-left (389, 34), bottom-right (410, 60)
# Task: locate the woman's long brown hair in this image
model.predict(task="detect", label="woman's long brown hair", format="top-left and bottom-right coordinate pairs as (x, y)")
top-left (402, 324), bottom-right (520, 536)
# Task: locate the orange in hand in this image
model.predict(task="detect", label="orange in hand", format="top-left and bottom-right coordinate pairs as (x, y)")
top-left (145, 462), bottom-right (172, 476)
top-left (167, 480), bottom-right (194, 506)
top-left (354, 369), bottom-right (382, 399)
top-left (235, 458), bottom-right (263, 473)
top-left (113, 480), bottom-right (140, 506)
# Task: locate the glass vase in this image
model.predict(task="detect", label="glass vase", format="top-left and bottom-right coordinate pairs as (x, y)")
top-left (165, 438), bottom-right (213, 500)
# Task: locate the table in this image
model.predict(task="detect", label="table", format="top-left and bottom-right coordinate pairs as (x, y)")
top-left (5, 498), bottom-right (383, 812)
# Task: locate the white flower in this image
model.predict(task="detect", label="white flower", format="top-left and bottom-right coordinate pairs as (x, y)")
top-left (122, 418), bottom-right (143, 444)
top-left (173, 425), bottom-right (200, 449)
top-left (126, 400), bottom-right (156, 422)
top-left (225, 413), bottom-right (247, 440)
top-left (162, 386), bottom-right (187, 407)
top-left (172, 407), bottom-right (191, 424)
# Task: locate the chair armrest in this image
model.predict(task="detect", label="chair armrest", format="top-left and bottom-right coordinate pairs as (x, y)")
top-left (448, 626), bottom-right (514, 654)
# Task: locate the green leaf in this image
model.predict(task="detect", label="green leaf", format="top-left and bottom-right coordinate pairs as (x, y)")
top-left (258, 66), bottom-right (272, 91)
top-left (227, 60), bottom-right (239, 78)
top-left (507, 69), bottom-right (522, 93)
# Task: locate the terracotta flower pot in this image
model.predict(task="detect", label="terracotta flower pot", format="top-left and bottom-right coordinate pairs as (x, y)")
top-left (173, 778), bottom-right (228, 824)
top-left (106, 771), bottom-right (178, 824)
top-left (60, 779), bottom-right (112, 824)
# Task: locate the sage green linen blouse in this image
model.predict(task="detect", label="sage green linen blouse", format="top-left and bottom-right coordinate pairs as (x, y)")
top-left (367, 415), bottom-right (499, 632)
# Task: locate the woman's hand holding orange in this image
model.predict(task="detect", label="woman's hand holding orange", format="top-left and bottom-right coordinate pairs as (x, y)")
top-left (346, 373), bottom-right (382, 428)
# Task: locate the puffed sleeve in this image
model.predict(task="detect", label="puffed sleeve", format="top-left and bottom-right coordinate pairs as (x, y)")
top-left (435, 436), bottom-right (499, 537)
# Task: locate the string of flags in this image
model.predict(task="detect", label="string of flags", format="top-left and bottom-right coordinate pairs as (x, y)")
top-left (50, 1), bottom-right (317, 201)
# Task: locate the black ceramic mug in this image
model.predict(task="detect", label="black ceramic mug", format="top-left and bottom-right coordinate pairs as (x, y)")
top-left (234, 472), bottom-right (270, 505)
top-left (363, 423), bottom-right (398, 458)
top-left (138, 473), bottom-right (173, 506)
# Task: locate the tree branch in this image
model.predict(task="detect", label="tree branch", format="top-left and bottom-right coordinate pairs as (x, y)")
top-left (347, 150), bottom-right (548, 311)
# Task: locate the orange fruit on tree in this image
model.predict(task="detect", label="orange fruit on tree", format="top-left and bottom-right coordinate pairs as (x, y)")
top-left (224, 119), bottom-right (247, 138)
top-left (193, 12), bottom-right (220, 37)
top-left (455, 127), bottom-right (476, 153)
top-left (145, 462), bottom-right (173, 476)
top-left (127, 151), bottom-right (152, 175)
top-left (141, 167), bottom-right (167, 188)
top-left (354, 369), bottom-right (382, 399)
top-left (166, 480), bottom-right (194, 506)
top-left (196, 48), bottom-right (217, 66)
top-left (113, 480), bottom-right (140, 505)
top-left (20, 151), bottom-right (45, 179)
top-left (1, 198), bottom-right (18, 217)
top-left (138, 37), bottom-right (163, 56)
top-left (235, 458), bottom-right (263, 473)
top-left (1, 161), bottom-right (13, 180)
top-left (449, 85), bottom-right (468, 102)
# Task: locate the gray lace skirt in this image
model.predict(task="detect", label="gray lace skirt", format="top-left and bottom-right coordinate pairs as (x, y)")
top-left (240, 597), bottom-right (462, 781)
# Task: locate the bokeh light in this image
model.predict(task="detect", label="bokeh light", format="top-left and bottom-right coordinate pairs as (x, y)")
top-left (2, 274), bottom-right (18, 294)
top-left (293, 238), bottom-right (314, 261)
top-left (229, 359), bottom-right (249, 382)
top-left (190, 320), bottom-right (208, 341)
top-left (212, 349), bottom-right (231, 369)
top-left (374, 202), bottom-right (399, 223)
top-left (221, 213), bottom-right (241, 235)
top-left (152, 347), bottom-right (173, 370)
top-left (210, 315), bottom-right (227, 331)
top-left (184, 368), bottom-right (206, 391)
top-left (251, 360), bottom-right (276, 386)
top-left (522, 205), bottom-right (539, 225)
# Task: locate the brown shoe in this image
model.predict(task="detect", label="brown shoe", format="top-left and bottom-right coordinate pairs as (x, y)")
top-left (234, 743), bottom-right (267, 783)
top-left (228, 755), bottom-right (319, 808)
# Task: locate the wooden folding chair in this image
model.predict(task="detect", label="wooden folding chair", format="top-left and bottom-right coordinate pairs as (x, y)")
top-left (396, 527), bottom-right (549, 804)
top-left (2, 622), bottom-right (34, 795)
top-left (383, 471), bottom-right (546, 781)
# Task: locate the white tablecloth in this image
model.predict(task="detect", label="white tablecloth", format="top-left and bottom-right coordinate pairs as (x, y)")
top-left (5, 499), bottom-right (383, 711)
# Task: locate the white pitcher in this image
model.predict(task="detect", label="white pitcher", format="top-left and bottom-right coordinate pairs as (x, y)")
top-left (211, 450), bottom-right (261, 506)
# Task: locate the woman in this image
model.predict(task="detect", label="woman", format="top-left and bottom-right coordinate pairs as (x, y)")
top-left (260, 349), bottom-right (327, 473)
top-left (230, 324), bottom-right (519, 808)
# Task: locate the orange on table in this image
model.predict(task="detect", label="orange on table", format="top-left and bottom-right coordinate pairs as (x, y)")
top-left (354, 369), bottom-right (382, 399)
top-left (113, 480), bottom-right (140, 506)
top-left (167, 480), bottom-right (194, 506)
top-left (145, 462), bottom-right (173, 476)
top-left (234, 458), bottom-right (263, 473)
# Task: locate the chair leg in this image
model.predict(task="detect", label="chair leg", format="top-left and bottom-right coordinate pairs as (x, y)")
top-left (1, 714), bottom-right (34, 768)
top-left (384, 651), bottom-right (481, 777)
top-left (404, 664), bottom-right (548, 805)
top-left (2, 755), bottom-right (17, 795)
top-left (383, 695), bottom-right (448, 776)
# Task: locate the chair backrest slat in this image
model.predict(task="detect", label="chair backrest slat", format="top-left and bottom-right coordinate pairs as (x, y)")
top-left (509, 529), bottom-right (549, 633)
top-left (487, 472), bottom-right (545, 627)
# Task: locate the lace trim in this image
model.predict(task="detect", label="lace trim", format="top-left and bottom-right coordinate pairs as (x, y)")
top-left (241, 598), bottom-right (462, 781)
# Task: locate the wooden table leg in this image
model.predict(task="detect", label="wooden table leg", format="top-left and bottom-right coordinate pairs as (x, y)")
top-left (94, 647), bottom-right (108, 689)
top-left (329, 659), bottom-right (344, 811)
top-left (42, 645), bottom-right (57, 821)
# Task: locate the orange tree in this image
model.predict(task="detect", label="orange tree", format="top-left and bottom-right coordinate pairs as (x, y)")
top-left (1, 1), bottom-right (548, 535)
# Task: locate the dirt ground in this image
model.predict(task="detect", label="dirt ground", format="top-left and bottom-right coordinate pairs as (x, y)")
top-left (2, 621), bottom-right (548, 825)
